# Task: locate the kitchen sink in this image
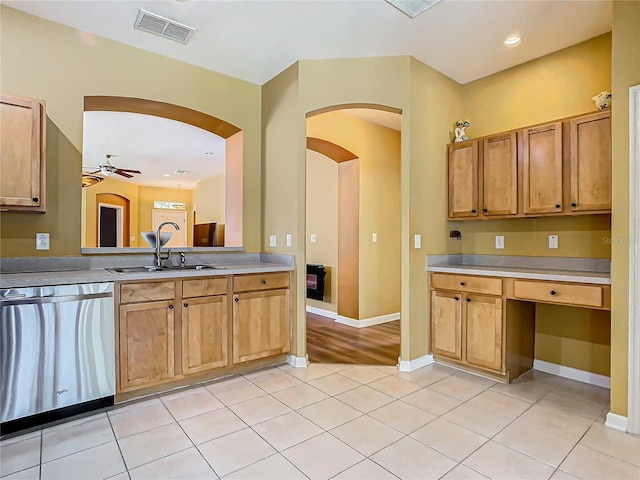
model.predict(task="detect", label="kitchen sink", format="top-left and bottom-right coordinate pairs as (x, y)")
top-left (107, 265), bottom-right (226, 274)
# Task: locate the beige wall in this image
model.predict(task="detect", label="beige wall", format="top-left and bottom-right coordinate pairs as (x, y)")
top-left (0, 6), bottom-right (261, 255)
top-left (306, 111), bottom-right (402, 320)
top-left (137, 186), bottom-right (193, 247)
top-left (225, 132), bottom-right (244, 247)
top-left (306, 150), bottom-right (339, 312)
top-left (610, 0), bottom-right (640, 417)
top-left (194, 174), bottom-right (225, 224)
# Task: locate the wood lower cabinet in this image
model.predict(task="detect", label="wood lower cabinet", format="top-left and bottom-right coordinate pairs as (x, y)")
top-left (465, 294), bottom-right (503, 372)
top-left (233, 273), bottom-right (291, 364)
top-left (182, 295), bottom-right (228, 375)
top-left (0, 94), bottom-right (46, 212)
top-left (119, 300), bottom-right (175, 390)
top-left (431, 290), bottom-right (462, 360)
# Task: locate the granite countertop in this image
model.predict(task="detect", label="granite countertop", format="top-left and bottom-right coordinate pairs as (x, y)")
top-left (425, 255), bottom-right (611, 285)
top-left (1, 255), bottom-right (294, 289)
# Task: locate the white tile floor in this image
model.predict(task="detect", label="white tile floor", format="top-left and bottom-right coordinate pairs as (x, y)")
top-left (1, 363), bottom-right (639, 480)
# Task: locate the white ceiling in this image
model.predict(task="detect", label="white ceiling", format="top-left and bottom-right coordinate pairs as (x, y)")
top-left (4, 0), bottom-right (612, 86)
top-left (83, 111), bottom-right (226, 189)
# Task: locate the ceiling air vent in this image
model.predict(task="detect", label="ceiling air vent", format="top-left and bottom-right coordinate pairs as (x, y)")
top-left (134, 9), bottom-right (195, 44)
top-left (386, 0), bottom-right (444, 18)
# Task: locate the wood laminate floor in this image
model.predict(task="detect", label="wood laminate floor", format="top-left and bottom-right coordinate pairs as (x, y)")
top-left (306, 312), bottom-right (400, 365)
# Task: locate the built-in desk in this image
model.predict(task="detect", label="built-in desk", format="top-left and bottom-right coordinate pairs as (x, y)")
top-left (427, 263), bottom-right (611, 383)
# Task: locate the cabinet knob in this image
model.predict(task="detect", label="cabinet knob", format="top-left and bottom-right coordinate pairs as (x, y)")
top-left (555, 204), bottom-right (561, 209)
top-left (466, 298), bottom-right (471, 303)
top-left (183, 303), bottom-right (188, 308)
top-left (168, 304), bottom-right (174, 310)
top-left (471, 209), bottom-right (477, 214)
top-left (261, 279), bottom-right (267, 285)
top-left (32, 197), bottom-right (39, 203)
top-left (550, 290), bottom-right (557, 296)
top-left (483, 208), bottom-right (488, 214)
top-left (571, 202), bottom-right (577, 208)
top-left (234, 297), bottom-right (239, 303)
top-left (460, 282), bottom-right (466, 286)
top-left (455, 297), bottom-right (460, 301)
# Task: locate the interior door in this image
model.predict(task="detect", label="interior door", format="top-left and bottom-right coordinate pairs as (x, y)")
top-left (152, 209), bottom-right (187, 247)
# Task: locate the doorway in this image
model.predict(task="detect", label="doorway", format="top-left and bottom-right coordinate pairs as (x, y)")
top-left (98, 203), bottom-right (123, 248)
top-left (304, 107), bottom-right (402, 366)
top-left (152, 209), bottom-right (187, 247)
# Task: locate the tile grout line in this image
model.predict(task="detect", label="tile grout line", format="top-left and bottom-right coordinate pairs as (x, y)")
top-left (105, 409), bottom-right (131, 479)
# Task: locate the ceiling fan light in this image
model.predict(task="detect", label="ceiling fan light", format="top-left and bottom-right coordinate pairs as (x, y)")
top-left (101, 166), bottom-right (113, 176)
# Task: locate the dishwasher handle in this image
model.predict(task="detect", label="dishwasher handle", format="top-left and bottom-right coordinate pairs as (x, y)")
top-left (1, 292), bottom-right (113, 306)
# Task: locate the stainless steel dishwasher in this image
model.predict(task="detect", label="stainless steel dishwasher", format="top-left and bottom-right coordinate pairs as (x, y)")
top-left (1, 282), bottom-right (115, 432)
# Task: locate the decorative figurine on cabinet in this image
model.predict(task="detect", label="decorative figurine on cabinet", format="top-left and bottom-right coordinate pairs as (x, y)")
top-left (592, 91), bottom-right (612, 110)
top-left (454, 120), bottom-right (471, 142)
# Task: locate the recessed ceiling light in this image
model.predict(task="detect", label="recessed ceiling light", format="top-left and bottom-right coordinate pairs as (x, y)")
top-left (174, 169), bottom-right (190, 175)
top-left (504, 35), bottom-right (521, 46)
top-left (204, 152), bottom-right (214, 155)
top-left (163, 174), bottom-right (171, 177)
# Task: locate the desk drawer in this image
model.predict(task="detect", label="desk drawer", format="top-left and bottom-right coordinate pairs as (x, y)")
top-left (182, 277), bottom-right (228, 298)
top-left (512, 280), bottom-right (603, 308)
top-left (431, 273), bottom-right (502, 296)
top-left (233, 272), bottom-right (290, 293)
top-left (120, 281), bottom-right (175, 303)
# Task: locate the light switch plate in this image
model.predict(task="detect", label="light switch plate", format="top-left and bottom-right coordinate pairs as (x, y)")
top-left (286, 234), bottom-right (292, 247)
top-left (36, 233), bottom-right (50, 250)
top-left (495, 235), bottom-right (505, 249)
top-left (372, 232), bottom-right (377, 243)
top-left (414, 234), bottom-right (422, 249)
top-left (269, 235), bottom-right (277, 247)
top-left (549, 235), bottom-right (559, 249)
top-left (310, 234), bottom-right (317, 243)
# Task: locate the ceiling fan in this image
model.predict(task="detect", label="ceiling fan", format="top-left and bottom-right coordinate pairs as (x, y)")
top-left (84, 154), bottom-right (142, 179)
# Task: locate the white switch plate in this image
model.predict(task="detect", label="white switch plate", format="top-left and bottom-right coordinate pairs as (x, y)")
top-left (310, 234), bottom-right (317, 243)
top-left (286, 234), bottom-right (292, 247)
top-left (36, 233), bottom-right (50, 250)
top-left (372, 232), bottom-right (377, 243)
top-left (495, 235), bottom-right (505, 249)
top-left (269, 235), bottom-right (277, 247)
top-left (414, 234), bottom-right (422, 249)
top-left (549, 235), bottom-right (559, 249)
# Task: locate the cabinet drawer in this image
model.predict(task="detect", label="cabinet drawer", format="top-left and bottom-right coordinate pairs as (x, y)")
top-left (431, 273), bottom-right (502, 296)
top-left (120, 281), bottom-right (176, 304)
top-left (182, 277), bottom-right (228, 298)
top-left (233, 272), bottom-right (290, 293)
top-left (512, 280), bottom-right (603, 308)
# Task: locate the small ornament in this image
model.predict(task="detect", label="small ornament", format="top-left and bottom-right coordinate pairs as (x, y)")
top-left (454, 120), bottom-right (471, 142)
top-left (592, 91), bottom-right (612, 110)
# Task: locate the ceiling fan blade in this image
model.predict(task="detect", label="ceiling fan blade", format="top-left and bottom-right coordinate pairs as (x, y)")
top-left (116, 168), bottom-right (141, 174)
top-left (84, 169), bottom-right (102, 175)
top-left (115, 171), bottom-right (134, 179)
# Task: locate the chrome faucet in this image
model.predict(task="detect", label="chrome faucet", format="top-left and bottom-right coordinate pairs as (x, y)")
top-left (154, 222), bottom-right (180, 267)
top-left (180, 252), bottom-right (186, 268)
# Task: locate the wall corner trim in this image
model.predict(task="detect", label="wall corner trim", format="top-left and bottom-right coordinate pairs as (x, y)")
top-left (533, 359), bottom-right (610, 388)
top-left (605, 412), bottom-right (629, 432)
top-left (287, 355), bottom-right (309, 368)
top-left (398, 354), bottom-right (434, 372)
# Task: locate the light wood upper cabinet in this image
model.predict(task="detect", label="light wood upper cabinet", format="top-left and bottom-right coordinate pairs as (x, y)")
top-left (522, 122), bottom-right (563, 214)
top-left (569, 111), bottom-right (611, 212)
top-left (465, 294), bottom-right (503, 372)
top-left (447, 141), bottom-right (479, 218)
top-left (182, 295), bottom-right (228, 375)
top-left (0, 94), bottom-right (46, 212)
top-left (119, 300), bottom-right (175, 390)
top-left (430, 290), bottom-right (462, 360)
top-left (482, 132), bottom-right (517, 216)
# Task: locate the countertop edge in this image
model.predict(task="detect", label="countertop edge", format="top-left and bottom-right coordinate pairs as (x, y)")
top-left (427, 265), bottom-right (612, 285)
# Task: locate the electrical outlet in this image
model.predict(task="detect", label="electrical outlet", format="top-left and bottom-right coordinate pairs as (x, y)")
top-left (286, 234), bottom-right (292, 247)
top-left (414, 234), bottom-right (422, 249)
top-left (269, 235), bottom-right (277, 247)
top-left (549, 235), bottom-right (559, 249)
top-left (372, 232), bottom-right (377, 243)
top-left (310, 234), bottom-right (317, 243)
top-left (36, 233), bottom-right (50, 250)
top-left (495, 235), bottom-right (505, 249)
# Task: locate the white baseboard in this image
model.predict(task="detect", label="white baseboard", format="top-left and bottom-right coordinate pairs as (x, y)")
top-left (398, 354), bottom-right (434, 372)
top-left (335, 312), bottom-right (400, 328)
top-left (287, 355), bottom-right (309, 368)
top-left (305, 305), bottom-right (337, 319)
top-left (605, 412), bottom-right (628, 432)
top-left (533, 359), bottom-right (610, 389)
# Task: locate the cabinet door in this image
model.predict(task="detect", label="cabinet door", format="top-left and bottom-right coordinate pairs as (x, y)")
top-left (483, 132), bottom-right (517, 216)
top-left (119, 301), bottom-right (175, 390)
top-left (0, 94), bottom-right (45, 211)
top-left (465, 295), bottom-right (503, 372)
top-left (570, 111), bottom-right (611, 212)
top-left (233, 289), bottom-right (290, 364)
top-left (430, 290), bottom-right (462, 360)
top-left (182, 296), bottom-right (228, 375)
top-left (522, 123), bottom-right (563, 214)
top-left (448, 141), bottom-right (479, 218)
